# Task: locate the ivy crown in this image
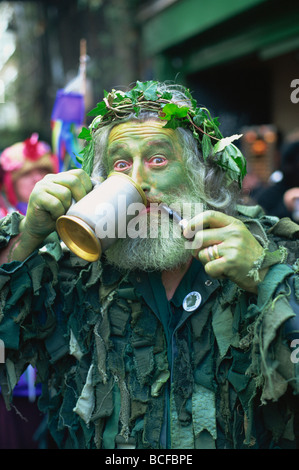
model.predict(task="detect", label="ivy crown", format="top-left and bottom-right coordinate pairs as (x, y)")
top-left (77, 80), bottom-right (247, 187)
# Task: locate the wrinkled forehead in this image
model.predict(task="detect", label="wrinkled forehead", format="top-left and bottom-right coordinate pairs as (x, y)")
top-left (108, 119), bottom-right (180, 146)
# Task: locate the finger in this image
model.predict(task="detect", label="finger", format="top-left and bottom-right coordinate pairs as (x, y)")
top-left (188, 226), bottom-right (230, 253)
top-left (43, 171), bottom-right (91, 202)
top-left (197, 246), bottom-right (227, 279)
top-left (183, 210), bottom-right (237, 239)
top-left (68, 169), bottom-right (93, 192)
top-left (32, 178), bottom-right (72, 212)
top-left (43, 184), bottom-right (73, 212)
top-left (197, 243), bottom-right (223, 265)
top-left (204, 257), bottom-right (227, 279)
top-left (32, 192), bottom-right (67, 221)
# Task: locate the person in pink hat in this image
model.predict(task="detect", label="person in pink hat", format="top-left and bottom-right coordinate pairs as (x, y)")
top-left (0, 133), bottom-right (58, 217)
top-left (0, 133), bottom-right (58, 448)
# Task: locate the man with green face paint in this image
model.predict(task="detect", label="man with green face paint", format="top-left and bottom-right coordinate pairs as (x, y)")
top-left (0, 81), bottom-right (298, 450)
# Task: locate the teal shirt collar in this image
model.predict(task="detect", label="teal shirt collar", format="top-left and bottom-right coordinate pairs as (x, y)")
top-left (129, 258), bottom-right (220, 333)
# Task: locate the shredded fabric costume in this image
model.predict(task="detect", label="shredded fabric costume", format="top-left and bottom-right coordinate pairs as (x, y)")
top-left (0, 206), bottom-right (298, 449)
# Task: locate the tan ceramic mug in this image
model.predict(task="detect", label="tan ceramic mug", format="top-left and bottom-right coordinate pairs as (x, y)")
top-left (56, 172), bottom-right (147, 261)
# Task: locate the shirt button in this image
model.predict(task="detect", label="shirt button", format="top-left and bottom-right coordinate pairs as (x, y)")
top-left (205, 280), bottom-right (213, 287)
top-left (182, 291), bottom-right (202, 312)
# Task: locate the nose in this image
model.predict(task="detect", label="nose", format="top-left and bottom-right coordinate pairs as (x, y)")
top-left (131, 159), bottom-right (151, 193)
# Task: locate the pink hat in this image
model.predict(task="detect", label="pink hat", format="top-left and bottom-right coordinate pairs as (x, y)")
top-left (0, 133), bottom-right (58, 207)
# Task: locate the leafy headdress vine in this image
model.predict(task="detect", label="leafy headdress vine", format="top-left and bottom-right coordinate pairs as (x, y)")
top-left (77, 80), bottom-right (247, 187)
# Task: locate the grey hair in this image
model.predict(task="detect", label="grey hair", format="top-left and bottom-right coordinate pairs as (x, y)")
top-left (175, 127), bottom-right (240, 215)
top-left (91, 84), bottom-right (240, 215)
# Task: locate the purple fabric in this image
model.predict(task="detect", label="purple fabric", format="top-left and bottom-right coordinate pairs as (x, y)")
top-left (51, 90), bottom-right (84, 124)
top-left (16, 201), bottom-right (28, 216)
top-left (0, 368), bottom-right (41, 397)
top-left (12, 372), bottom-right (42, 397)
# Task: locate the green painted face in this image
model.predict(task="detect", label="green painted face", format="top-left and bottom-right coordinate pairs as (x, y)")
top-left (106, 119), bottom-right (187, 202)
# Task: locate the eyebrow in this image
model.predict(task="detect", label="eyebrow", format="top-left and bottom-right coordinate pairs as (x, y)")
top-left (145, 139), bottom-right (174, 150)
top-left (107, 143), bottom-right (130, 158)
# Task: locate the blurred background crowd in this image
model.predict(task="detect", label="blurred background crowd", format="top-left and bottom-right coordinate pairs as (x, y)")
top-left (0, 0), bottom-right (299, 449)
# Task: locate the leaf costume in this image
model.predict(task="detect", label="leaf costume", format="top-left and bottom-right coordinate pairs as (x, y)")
top-left (0, 208), bottom-right (298, 449)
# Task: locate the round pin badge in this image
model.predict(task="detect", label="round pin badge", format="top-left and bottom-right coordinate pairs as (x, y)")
top-left (182, 291), bottom-right (202, 312)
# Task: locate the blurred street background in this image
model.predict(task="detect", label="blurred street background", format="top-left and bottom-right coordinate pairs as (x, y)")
top-left (1, 0), bottom-right (299, 140)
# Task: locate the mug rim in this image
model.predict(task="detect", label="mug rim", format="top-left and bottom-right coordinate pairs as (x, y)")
top-left (107, 171), bottom-right (147, 206)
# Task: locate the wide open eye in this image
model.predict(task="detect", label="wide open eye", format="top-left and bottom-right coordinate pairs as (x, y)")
top-left (148, 155), bottom-right (168, 167)
top-left (113, 160), bottom-right (132, 171)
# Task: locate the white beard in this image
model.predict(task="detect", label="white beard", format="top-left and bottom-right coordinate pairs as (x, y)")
top-left (105, 189), bottom-right (205, 272)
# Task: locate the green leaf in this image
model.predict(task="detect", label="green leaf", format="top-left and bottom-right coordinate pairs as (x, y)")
top-left (114, 91), bottom-right (126, 101)
top-left (76, 153), bottom-right (83, 164)
top-left (193, 108), bottom-right (209, 127)
top-left (125, 89), bottom-right (140, 104)
top-left (137, 80), bottom-right (158, 100)
top-left (131, 80), bottom-right (159, 101)
top-left (161, 91), bottom-right (173, 100)
top-left (212, 117), bottom-right (220, 127)
top-left (214, 143), bottom-right (247, 187)
top-left (162, 117), bottom-right (182, 129)
top-left (81, 139), bottom-right (95, 176)
top-left (87, 101), bottom-right (108, 117)
top-left (193, 114), bottom-right (205, 127)
top-left (160, 103), bottom-right (189, 120)
top-left (133, 106), bottom-right (141, 116)
top-left (78, 127), bottom-right (91, 141)
top-left (201, 134), bottom-right (212, 161)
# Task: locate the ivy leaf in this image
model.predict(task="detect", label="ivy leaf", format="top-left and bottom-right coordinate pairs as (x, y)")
top-left (81, 139), bottom-right (95, 176)
top-left (131, 80), bottom-right (159, 101)
top-left (160, 91), bottom-right (173, 100)
top-left (133, 106), bottom-right (141, 116)
top-left (193, 108), bottom-right (209, 127)
top-left (212, 134), bottom-right (243, 154)
top-left (125, 88), bottom-right (140, 104)
top-left (201, 134), bottom-right (212, 161)
top-left (214, 143), bottom-right (247, 187)
top-left (213, 116), bottom-right (220, 127)
top-left (160, 103), bottom-right (189, 120)
top-left (114, 90), bottom-right (126, 101)
top-left (78, 127), bottom-right (91, 141)
top-left (162, 117), bottom-right (183, 129)
top-left (87, 101), bottom-right (108, 117)
top-left (76, 153), bottom-right (83, 165)
top-left (193, 114), bottom-right (205, 127)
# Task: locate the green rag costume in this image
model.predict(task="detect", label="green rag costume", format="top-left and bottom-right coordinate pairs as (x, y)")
top-left (0, 206), bottom-right (298, 449)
